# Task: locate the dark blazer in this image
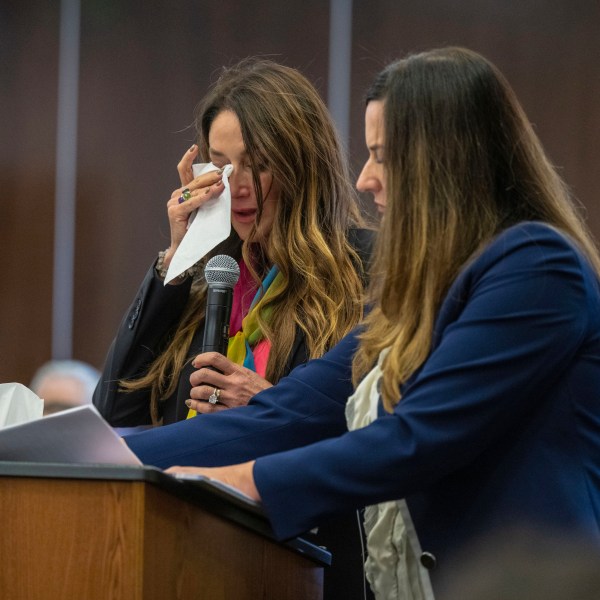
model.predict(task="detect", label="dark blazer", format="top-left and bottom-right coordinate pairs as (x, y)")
top-left (93, 227), bottom-right (374, 426)
top-left (126, 222), bottom-right (600, 592)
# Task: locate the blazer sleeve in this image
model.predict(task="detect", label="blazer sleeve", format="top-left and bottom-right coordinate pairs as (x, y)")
top-left (124, 328), bottom-right (361, 467)
top-left (93, 262), bottom-right (193, 426)
top-left (253, 224), bottom-right (600, 540)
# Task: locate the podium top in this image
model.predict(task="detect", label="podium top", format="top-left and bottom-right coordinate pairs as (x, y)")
top-left (0, 461), bottom-right (331, 566)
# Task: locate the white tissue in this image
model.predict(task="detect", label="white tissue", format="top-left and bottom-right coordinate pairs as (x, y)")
top-left (164, 163), bottom-right (233, 284)
top-left (0, 382), bottom-right (44, 428)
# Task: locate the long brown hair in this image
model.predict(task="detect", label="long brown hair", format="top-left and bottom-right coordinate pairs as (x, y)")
top-left (124, 59), bottom-right (368, 423)
top-left (353, 47), bottom-right (600, 411)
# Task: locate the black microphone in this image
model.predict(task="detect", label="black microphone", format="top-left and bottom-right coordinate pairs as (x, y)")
top-left (201, 255), bottom-right (240, 355)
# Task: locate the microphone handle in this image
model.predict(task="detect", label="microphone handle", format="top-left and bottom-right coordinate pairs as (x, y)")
top-left (201, 285), bottom-right (233, 355)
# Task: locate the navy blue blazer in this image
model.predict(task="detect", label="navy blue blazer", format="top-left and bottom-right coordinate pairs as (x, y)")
top-left (127, 222), bottom-right (600, 583)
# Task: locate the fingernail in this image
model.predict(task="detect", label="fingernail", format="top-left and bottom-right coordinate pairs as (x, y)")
top-left (185, 400), bottom-right (192, 408)
top-left (189, 144), bottom-right (197, 152)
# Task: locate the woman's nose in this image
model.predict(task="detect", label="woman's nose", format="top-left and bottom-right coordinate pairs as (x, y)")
top-left (228, 165), bottom-right (251, 196)
top-left (356, 161), bottom-right (383, 194)
top-left (356, 164), bottom-right (373, 193)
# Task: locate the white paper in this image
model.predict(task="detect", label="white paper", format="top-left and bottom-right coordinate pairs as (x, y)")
top-left (0, 404), bottom-right (142, 466)
top-left (0, 382), bottom-right (44, 428)
top-left (164, 162), bottom-right (233, 284)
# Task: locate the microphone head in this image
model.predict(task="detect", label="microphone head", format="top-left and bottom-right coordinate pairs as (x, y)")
top-left (204, 255), bottom-right (240, 289)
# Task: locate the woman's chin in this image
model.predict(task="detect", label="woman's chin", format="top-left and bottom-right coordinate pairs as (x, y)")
top-left (232, 218), bottom-right (273, 244)
top-left (232, 222), bottom-right (251, 241)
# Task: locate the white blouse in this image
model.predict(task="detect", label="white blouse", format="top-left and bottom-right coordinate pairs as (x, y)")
top-left (345, 349), bottom-right (435, 600)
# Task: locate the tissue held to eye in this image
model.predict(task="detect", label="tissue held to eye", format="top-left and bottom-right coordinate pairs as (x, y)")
top-left (208, 110), bottom-right (280, 242)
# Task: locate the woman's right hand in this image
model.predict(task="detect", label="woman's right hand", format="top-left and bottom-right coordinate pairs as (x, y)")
top-left (162, 146), bottom-right (225, 268)
top-left (177, 143), bottom-right (199, 187)
top-left (165, 461), bottom-right (260, 502)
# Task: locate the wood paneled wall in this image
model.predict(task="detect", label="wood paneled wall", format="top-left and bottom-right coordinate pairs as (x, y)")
top-left (2, 0), bottom-right (599, 385)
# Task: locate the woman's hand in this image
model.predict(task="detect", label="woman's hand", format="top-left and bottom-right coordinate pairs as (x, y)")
top-left (165, 461), bottom-right (261, 502)
top-left (177, 143), bottom-right (199, 187)
top-left (162, 146), bottom-right (224, 270)
top-left (187, 352), bottom-right (273, 414)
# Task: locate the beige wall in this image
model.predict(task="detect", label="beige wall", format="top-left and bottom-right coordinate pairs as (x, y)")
top-left (2, 0), bottom-right (599, 384)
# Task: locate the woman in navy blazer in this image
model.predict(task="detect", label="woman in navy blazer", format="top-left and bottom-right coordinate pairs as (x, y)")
top-left (127, 47), bottom-right (600, 596)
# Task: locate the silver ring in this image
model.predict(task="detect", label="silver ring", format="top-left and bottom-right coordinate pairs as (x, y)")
top-left (208, 388), bottom-right (220, 404)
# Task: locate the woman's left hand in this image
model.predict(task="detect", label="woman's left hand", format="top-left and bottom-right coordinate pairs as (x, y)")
top-left (165, 461), bottom-right (260, 501)
top-left (187, 352), bottom-right (273, 414)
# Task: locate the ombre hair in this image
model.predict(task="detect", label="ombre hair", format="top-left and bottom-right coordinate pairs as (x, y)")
top-left (353, 47), bottom-right (600, 411)
top-left (123, 59), bottom-right (368, 423)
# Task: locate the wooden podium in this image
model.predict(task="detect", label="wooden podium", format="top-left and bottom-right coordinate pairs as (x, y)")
top-left (0, 462), bottom-right (330, 599)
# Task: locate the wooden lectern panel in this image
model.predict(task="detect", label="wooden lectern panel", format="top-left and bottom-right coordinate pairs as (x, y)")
top-left (0, 474), bottom-right (324, 599)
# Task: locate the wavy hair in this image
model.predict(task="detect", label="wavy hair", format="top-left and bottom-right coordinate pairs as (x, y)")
top-left (123, 59), bottom-right (368, 423)
top-left (353, 47), bottom-right (600, 411)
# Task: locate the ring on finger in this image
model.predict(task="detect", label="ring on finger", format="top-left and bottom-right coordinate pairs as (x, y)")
top-left (178, 188), bottom-right (192, 204)
top-left (208, 387), bottom-right (220, 405)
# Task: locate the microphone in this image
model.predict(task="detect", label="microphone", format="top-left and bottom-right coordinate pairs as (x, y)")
top-left (201, 255), bottom-right (240, 355)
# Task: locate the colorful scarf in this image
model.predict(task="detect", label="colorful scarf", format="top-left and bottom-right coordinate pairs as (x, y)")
top-left (187, 264), bottom-right (284, 418)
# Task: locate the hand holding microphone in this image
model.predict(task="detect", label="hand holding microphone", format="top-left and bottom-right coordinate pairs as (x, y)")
top-left (187, 255), bottom-right (273, 412)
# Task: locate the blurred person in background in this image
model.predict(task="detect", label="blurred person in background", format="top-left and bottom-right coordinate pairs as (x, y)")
top-left (30, 360), bottom-right (100, 416)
